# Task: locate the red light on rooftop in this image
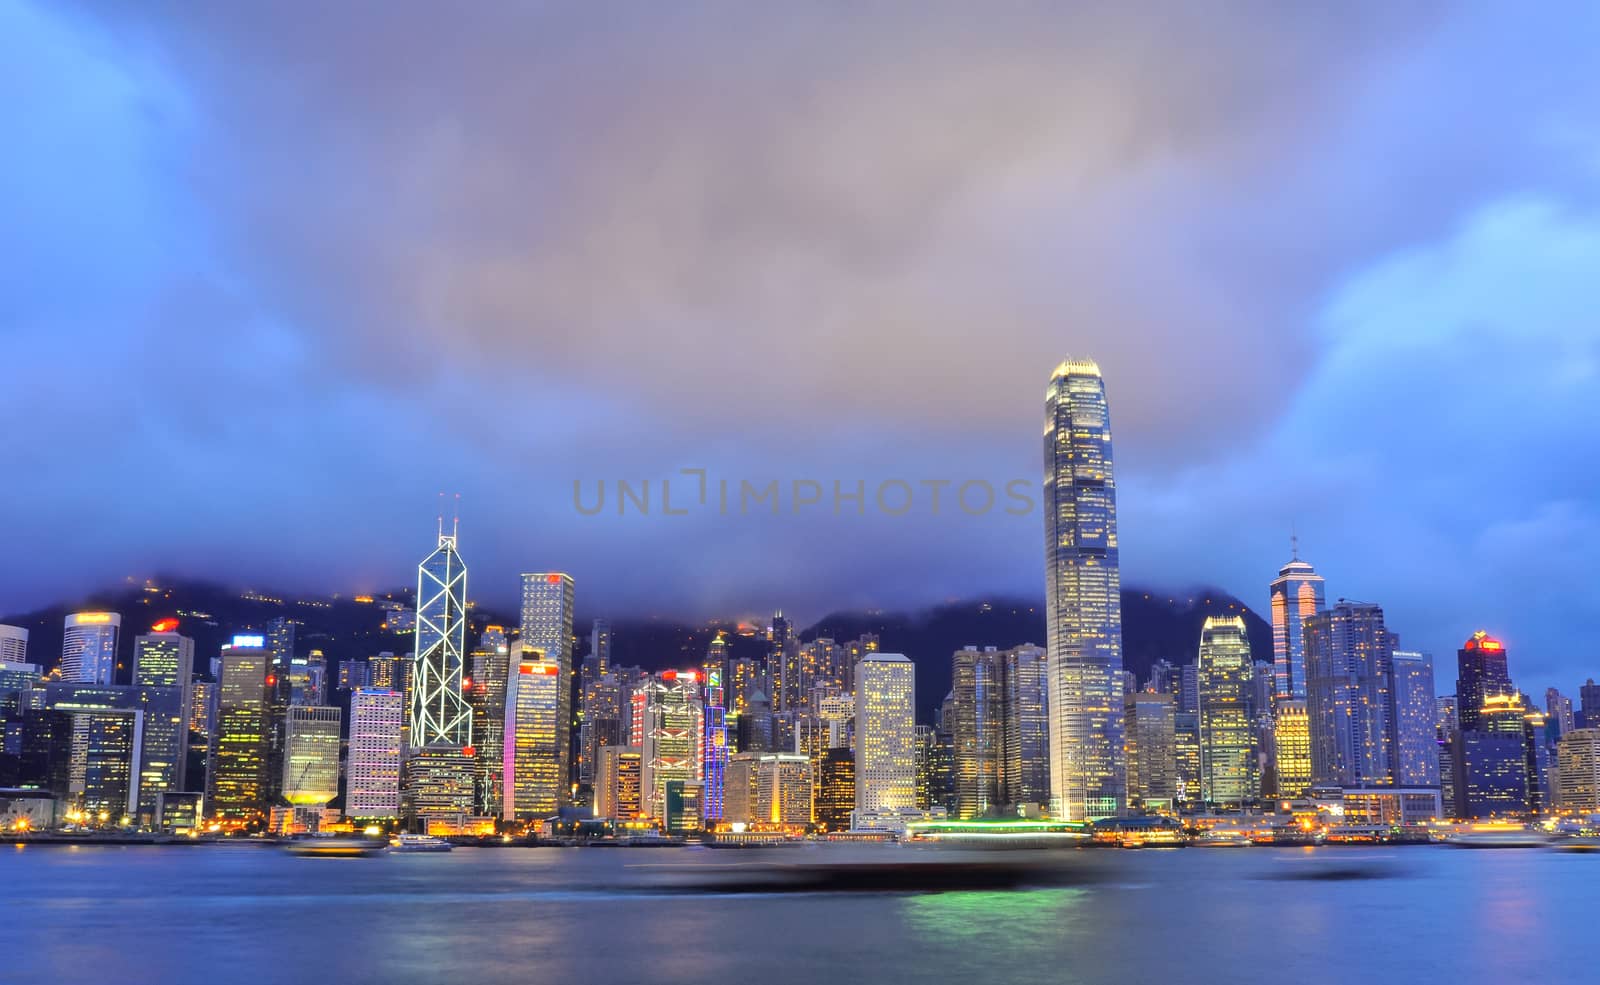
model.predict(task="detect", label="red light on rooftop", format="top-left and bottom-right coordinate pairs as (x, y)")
top-left (462, 745), bottom-right (476, 757)
top-left (266, 674), bottom-right (277, 687)
top-left (546, 574), bottom-right (561, 584)
top-left (1464, 630), bottom-right (1504, 652)
top-left (150, 618), bottom-right (179, 633)
top-left (462, 677), bottom-right (473, 689)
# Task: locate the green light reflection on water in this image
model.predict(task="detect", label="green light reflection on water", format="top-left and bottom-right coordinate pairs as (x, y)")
top-left (901, 886), bottom-right (1087, 946)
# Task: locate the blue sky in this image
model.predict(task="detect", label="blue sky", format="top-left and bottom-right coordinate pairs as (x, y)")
top-left (3, 2), bottom-right (1598, 692)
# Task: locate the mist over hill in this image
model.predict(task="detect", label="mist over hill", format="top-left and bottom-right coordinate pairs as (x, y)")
top-left (3, 577), bottom-right (1267, 722)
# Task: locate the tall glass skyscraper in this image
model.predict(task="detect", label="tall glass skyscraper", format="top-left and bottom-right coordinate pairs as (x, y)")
top-left (348, 687), bottom-right (403, 819)
top-left (410, 527), bottom-right (472, 750)
top-left (61, 612), bottom-right (120, 686)
top-left (1197, 616), bottom-right (1259, 806)
top-left (1043, 359), bottom-right (1124, 820)
top-left (1268, 549), bottom-right (1324, 702)
top-left (519, 572), bottom-right (574, 805)
top-left (503, 653), bottom-right (565, 821)
top-left (1392, 650), bottom-right (1441, 786)
top-left (1305, 602), bottom-right (1396, 787)
top-left (1456, 631), bottom-right (1512, 732)
top-left (853, 652), bottom-right (917, 824)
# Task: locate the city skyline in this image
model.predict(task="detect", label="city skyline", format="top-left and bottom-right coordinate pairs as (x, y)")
top-left (4, 3), bottom-right (1599, 692)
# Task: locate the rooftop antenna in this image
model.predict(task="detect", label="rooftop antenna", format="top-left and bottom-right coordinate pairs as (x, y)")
top-left (436, 492), bottom-right (445, 542)
top-left (1290, 523), bottom-right (1299, 561)
top-left (452, 492), bottom-right (461, 541)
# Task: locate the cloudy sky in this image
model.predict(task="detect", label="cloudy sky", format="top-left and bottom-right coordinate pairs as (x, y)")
top-left (4, 2), bottom-right (1598, 689)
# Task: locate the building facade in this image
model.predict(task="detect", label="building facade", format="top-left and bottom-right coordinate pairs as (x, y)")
top-left (1042, 359), bottom-right (1125, 820)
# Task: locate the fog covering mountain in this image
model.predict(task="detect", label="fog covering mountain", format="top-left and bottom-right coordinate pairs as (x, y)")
top-left (3, 579), bottom-right (1268, 721)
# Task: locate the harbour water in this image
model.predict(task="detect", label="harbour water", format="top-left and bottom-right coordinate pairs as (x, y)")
top-left (1, 844), bottom-right (1593, 985)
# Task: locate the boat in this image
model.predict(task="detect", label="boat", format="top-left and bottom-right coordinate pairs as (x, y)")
top-left (1549, 836), bottom-right (1600, 853)
top-left (392, 833), bottom-right (453, 853)
top-left (284, 835), bottom-right (389, 858)
top-left (1443, 824), bottom-right (1552, 849)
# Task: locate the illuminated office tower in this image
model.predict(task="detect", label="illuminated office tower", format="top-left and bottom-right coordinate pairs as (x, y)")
top-left (635, 671), bottom-right (705, 820)
top-left (704, 632), bottom-right (731, 692)
top-left (370, 653), bottom-right (405, 691)
top-left (347, 688), bottom-right (403, 819)
top-left (1556, 728), bottom-right (1600, 812)
top-left (725, 751), bottom-right (812, 826)
top-left (210, 637), bottom-right (271, 822)
top-left (403, 524), bottom-right (474, 828)
top-left (519, 573), bottom-right (573, 799)
top-left (702, 667), bottom-right (728, 821)
top-left (770, 613), bottom-right (800, 713)
top-left (468, 626), bottom-right (511, 816)
top-left (1392, 651), bottom-right (1441, 786)
top-left (282, 706), bottom-right (342, 808)
top-left (61, 613), bottom-right (120, 685)
top-left (0, 624), bottom-right (28, 664)
top-left (1124, 690), bottom-right (1177, 811)
top-left (124, 685), bottom-right (186, 824)
top-left (1305, 602), bottom-right (1396, 786)
top-left (843, 635), bottom-right (880, 694)
top-left (1197, 617), bottom-right (1259, 806)
top-left (1173, 710), bottom-right (1202, 806)
top-left (728, 657), bottom-right (763, 717)
top-left (637, 672), bottom-right (707, 815)
top-left (1456, 631), bottom-right (1513, 732)
top-left (1273, 700), bottom-right (1313, 798)
top-left (133, 628), bottom-right (194, 750)
top-left (950, 644), bottom-right (1048, 817)
top-left (952, 646), bottom-right (1005, 818)
top-left (595, 745), bottom-right (642, 820)
top-left (1453, 694), bottom-right (1534, 817)
top-left (1004, 643), bottom-right (1050, 809)
top-left (816, 747), bottom-right (856, 831)
top-left (42, 684), bottom-right (144, 822)
top-left (579, 672), bottom-right (622, 787)
top-left (503, 653), bottom-right (565, 822)
top-left (1043, 359), bottom-right (1125, 820)
top-left (853, 653), bottom-right (916, 823)
top-left (410, 526), bottom-right (472, 749)
top-left (1268, 546), bottom-right (1325, 701)
top-left (266, 616), bottom-right (296, 688)
top-left (189, 680), bottom-right (216, 753)
top-left (914, 725), bottom-right (936, 810)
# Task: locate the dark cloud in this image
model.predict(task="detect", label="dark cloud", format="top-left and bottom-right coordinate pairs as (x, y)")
top-left (4, 1), bottom-right (1599, 686)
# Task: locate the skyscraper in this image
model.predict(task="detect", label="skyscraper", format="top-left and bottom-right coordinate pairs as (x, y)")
top-left (519, 572), bottom-right (574, 803)
top-left (1392, 650), bottom-right (1441, 786)
top-left (1043, 359), bottom-right (1124, 820)
top-left (468, 626), bottom-right (511, 816)
top-left (1273, 700), bottom-right (1312, 798)
top-left (1124, 690), bottom-right (1177, 810)
top-left (1456, 632), bottom-right (1512, 732)
top-left (635, 671), bottom-right (705, 821)
top-left (853, 652), bottom-right (916, 825)
top-left (410, 526), bottom-right (472, 750)
top-left (403, 524), bottom-right (475, 829)
top-left (1556, 728), bottom-right (1600, 812)
top-left (210, 637), bottom-right (271, 823)
top-left (950, 643), bottom-right (1050, 817)
top-left (61, 612), bottom-right (120, 686)
top-left (503, 652), bottom-right (565, 822)
top-left (590, 619), bottom-right (612, 676)
top-left (1305, 602), bottom-right (1396, 787)
top-left (1196, 616), bottom-right (1259, 807)
top-left (1268, 547), bottom-right (1325, 702)
top-left (594, 744), bottom-right (642, 820)
top-left (0, 624), bottom-right (27, 664)
top-left (348, 688), bottom-right (403, 819)
top-left (133, 629), bottom-right (192, 688)
top-left (282, 706), bottom-right (342, 808)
